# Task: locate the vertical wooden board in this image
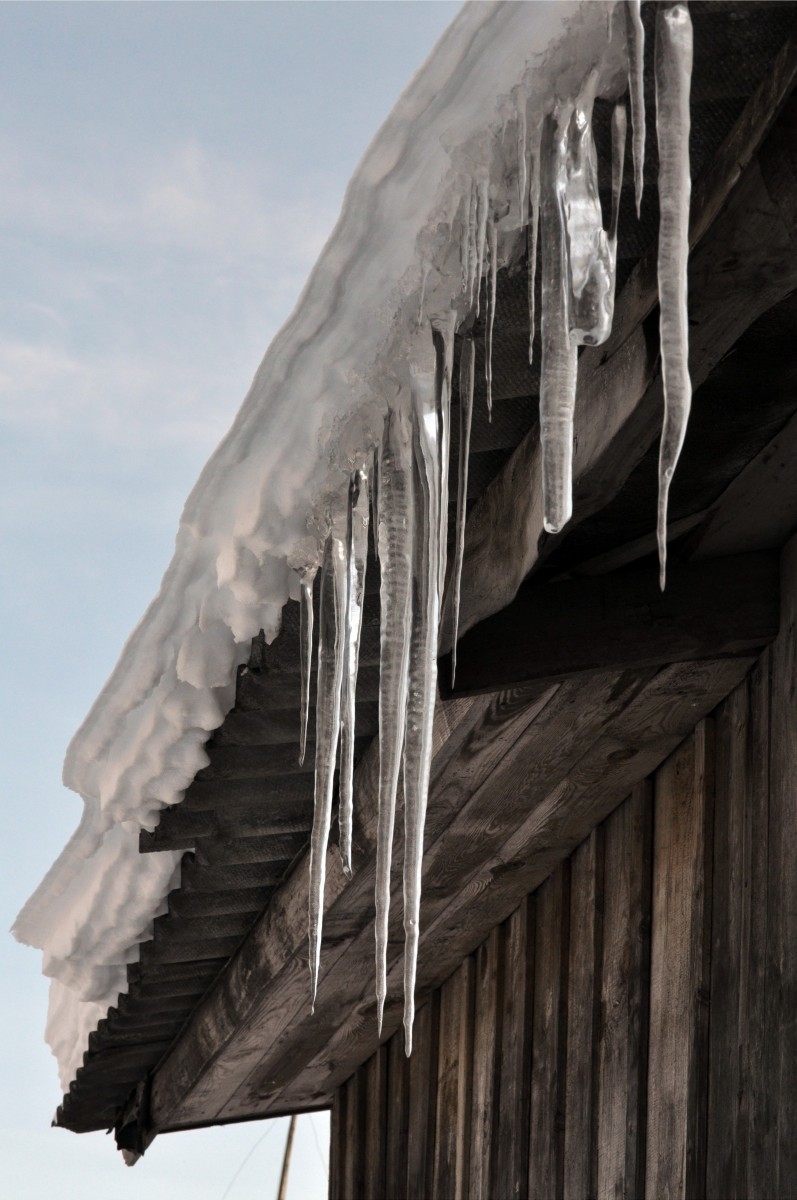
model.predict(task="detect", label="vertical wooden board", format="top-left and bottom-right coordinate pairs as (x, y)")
top-left (469, 925), bottom-right (503, 1199)
top-left (406, 994), bottom-right (440, 1199)
top-left (529, 863), bottom-right (570, 1200)
top-left (744, 651), bottom-right (775, 1200)
top-left (564, 829), bottom-right (603, 1200)
top-left (706, 677), bottom-right (749, 1198)
top-left (362, 1044), bottom-right (388, 1199)
top-left (433, 958), bottom-right (474, 1200)
top-left (495, 897), bottom-right (535, 1200)
top-left (645, 723), bottom-right (713, 1200)
top-left (768, 533), bottom-right (797, 1197)
top-left (329, 1084), bottom-right (346, 1200)
top-left (341, 1071), bottom-right (360, 1200)
top-left (385, 1028), bottom-right (410, 1198)
top-left (596, 782), bottom-right (652, 1200)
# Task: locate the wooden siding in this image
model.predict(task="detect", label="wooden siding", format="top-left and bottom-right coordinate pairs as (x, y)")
top-left (330, 646), bottom-right (797, 1198)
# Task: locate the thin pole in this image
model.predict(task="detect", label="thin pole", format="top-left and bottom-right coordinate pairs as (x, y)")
top-left (276, 1114), bottom-right (298, 1200)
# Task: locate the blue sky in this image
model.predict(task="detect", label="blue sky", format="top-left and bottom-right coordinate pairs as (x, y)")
top-left (0, 3), bottom-right (460, 1195)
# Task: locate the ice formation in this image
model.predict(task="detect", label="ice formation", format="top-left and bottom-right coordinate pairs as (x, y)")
top-left (15, 0), bottom-right (695, 1088)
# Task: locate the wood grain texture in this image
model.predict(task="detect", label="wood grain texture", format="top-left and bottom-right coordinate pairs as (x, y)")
top-left (645, 723), bottom-right (714, 1200)
top-left (563, 829), bottom-right (603, 1200)
top-left (384, 1029), bottom-right (410, 1199)
top-left (432, 959), bottom-right (474, 1200)
top-left (529, 865), bottom-right (569, 1200)
top-left (596, 783), bottom-right (652, 1200)
top-left (406, 995), bottom-right (439, 1200)
top-left (495, 897), bottom-right (535, 1200)
top-left (468, 927), bottom-right (502, 1200)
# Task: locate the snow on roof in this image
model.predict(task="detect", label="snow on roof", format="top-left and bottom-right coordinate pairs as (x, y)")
top-left (15, 1), bottom-right (633, 1089)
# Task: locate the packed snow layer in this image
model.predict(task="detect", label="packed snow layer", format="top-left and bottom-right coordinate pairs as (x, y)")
top-left (15, 0), bottom-right (656, 1090)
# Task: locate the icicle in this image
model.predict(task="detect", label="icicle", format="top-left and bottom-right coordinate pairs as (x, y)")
top-left (451, 334), bottom-right (475, 687)
top-left (474, 177), bottom-right (489, 317)
top-left (626, 0), bottom-right (646, 217)
top-left (308, 534), bottom-right (347, 1008)
top-left (374, 393), bottom-right (415, 1032)
top-left (517, 99), bottom-right (528, 220)
top-left (298, 566), bottom-right (317, 767)
top-left (433, 316), bottom-right (455, 606)
top-left (565, 78), bottom-right (616, 348)
top-left (402, 351), bottom-right (443, 1056)
top-left (527, 132), bottom-right (541, 365)
top-left (371, 445), bottom-right (380, 564)
top-left (338, 468), bottom-right (369, 879)
top-left (655, 2), bottom-right (692, 589)
top-left (485, 217), bottom-right (498, 420)
top-left (539, 108), bottom-right (578, 535)
top-left (610, 103), bottom-right (627, 264)
top-left (462, 182), bottom-right (478, 309)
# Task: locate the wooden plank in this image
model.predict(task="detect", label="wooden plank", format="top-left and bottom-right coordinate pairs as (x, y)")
top-left (706, 677), bottom-right (749, 1198)
top-left (495, 897), bottom-right (535, 1200)
top-left (441, 551), bottom-right (778, 698)
top-left (432, 958), bottom-right (474, 1200)
top-left (448, 64), bottom-right (797, 647)
top-left (563, 829), bottom-right (603, 1200)
top-left (341, 1071), bottom-right (360, 1200)
top-left (767, 532), bottom-right (797, 1196)
top-left (362, 1044), bottom-right (387, 1200)
top-left (406, 995), bottom-right (439, 1200)
top-left (468, 927), bottom-right (502, 1200)
top-left (645, 722), bottom-right (714, 1200)
top-left (529, 864), bottom-right (569, 1200)
top-left (596, 782), bottom-right (652, 1200)
top-left (329, 1085), bottom-right (345, 1200)
top-left (384, 1030), bottom-right (410, 1199)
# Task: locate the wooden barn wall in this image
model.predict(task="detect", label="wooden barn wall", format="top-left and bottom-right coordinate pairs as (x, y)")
top-left (328, 560), bottom-right (797, 1199)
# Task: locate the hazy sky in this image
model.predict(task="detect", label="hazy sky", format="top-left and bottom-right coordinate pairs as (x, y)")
top-left (1, 3), bottom-right (460, 1195)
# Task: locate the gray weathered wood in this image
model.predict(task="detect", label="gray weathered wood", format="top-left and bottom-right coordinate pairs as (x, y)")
top-left (468, 928), bottom-right (502, 1200)
top-left (432, 959), bottom-right (473, 1200)
top-left (362, 1044), bottom-right (387, 1200)
top-left (596, 782), bottom-right (652, 1200)
top-left (645, 722), bottom-right (714, 1200)
top-left (563, 829), bottom-right (603, 1200)
top-left (529, 865), bottom-right (569, 1200)
top-left (384, 1028), bottom-right (410, 1198)
top-left (406, 995), bottom-right (439, 1200)
top-left (495, 897), bottom-right (534, 1200)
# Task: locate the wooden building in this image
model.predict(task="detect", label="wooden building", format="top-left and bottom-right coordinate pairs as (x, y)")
top-left (50, 3), bottom-right (797, 1197)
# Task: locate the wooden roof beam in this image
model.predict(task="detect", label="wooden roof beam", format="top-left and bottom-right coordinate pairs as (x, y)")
top-left (439, 552), bottom-right (778, 699)
top-left (448, 31), bottom-right (797, 647)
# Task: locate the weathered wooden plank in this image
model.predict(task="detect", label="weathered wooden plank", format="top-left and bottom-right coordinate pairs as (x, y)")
top-left (341, 1071), bottom-right (359, 1200)
top-left (384, 1029), bottom-right (410, 1198)
top-left (767, 532), bottom-right (797, 1196)
top-left (432, 958), bottom-right (473, 1200)
top-left (329, 1085), bottom-right (345, 1200)
top-left (442, 553), bottom-right (778, 698)
top-left (563, 828), bottom-right (603, 1200)
top-left (140, 804), bottom-right (313, 851)
top-left (596, 782), bottom-right (652, 1200)
top-left (468, 927), bottom-right (502, 1200)
top-left (529, 864), bottom-right (569, 1200)
top-left (362, 1044), bottom-right (387, 1200)
top-left (449, 65), bottom-right (797, 646)
top-left (706, 677), bottom-right (749, 1198)
top-left (495, 896), bottom-right (535, 1200)
top-left (645, 722), bottom-right (714, 1200)
top-left (406, 996), bottom-right (439, 1200)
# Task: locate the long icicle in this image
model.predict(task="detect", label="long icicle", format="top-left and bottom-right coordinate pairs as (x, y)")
top-left (451, 333), bottom-right (475, 686)
top-left (474, 176), bottom-right (489, 317)
top-left (626, 0), bottom-right (646, 217)
top-left (539, 107), bottom-right (578, 534)
top-left (298, 566), bottom-right (317, 766)
top-left (402, 348), bottom-right (443, 1056)
top-left (655, 2), bottom-right (693, 589)
top-left (338, 468), bottom-right (369, 879)
top-left (308, 534), bottom-right (347, 1009)
top-left (434, 316), bottom-right (455, 605)
top-left (527, 126), bottom-right (541, 364)
top-left (485, 216), bottom-right (498, 420)
top-left (610, 103), bottom-right (627, 267)
top-left (374, 393), bottom-right (415, 1033)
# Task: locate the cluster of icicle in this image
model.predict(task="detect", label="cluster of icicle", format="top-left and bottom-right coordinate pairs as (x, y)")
top-left (302, 1), bottom-right (693, 1053)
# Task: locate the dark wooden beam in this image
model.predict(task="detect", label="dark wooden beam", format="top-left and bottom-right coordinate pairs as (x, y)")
top-left (439, 553), bottom-right (779, 699)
